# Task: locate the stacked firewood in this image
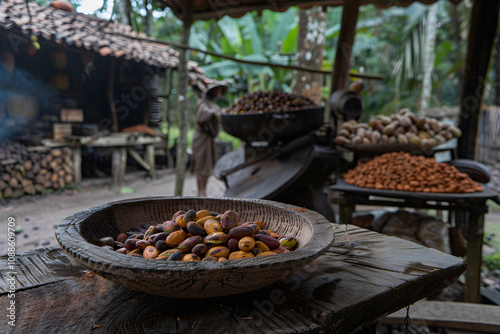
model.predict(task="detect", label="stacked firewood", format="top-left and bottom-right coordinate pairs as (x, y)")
top-left (0, 141), bottom-right (74, 199)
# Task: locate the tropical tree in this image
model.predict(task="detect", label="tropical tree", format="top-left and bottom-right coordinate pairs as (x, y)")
top-left (188, 9), bottom-right (300, 100)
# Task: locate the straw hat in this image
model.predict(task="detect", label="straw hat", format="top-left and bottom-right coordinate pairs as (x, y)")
top-left (204, 80), bottom-right (228, 95)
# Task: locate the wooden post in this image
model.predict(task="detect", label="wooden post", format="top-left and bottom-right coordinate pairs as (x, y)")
top-left (112, 147), bottom-right (127, 188)
top-left (330, 0), bottom-right (360, 95)
top-left (107, 60), bottom-right (119, 133)
top-left (72, 143), bottom-right (81, 185)
top-left (457, 0), bottom-right (499, 159)
top-left (464, 207), bottom-right (486, 303)
top-left (174, 0), bottom-right (193, 196)
top-left (145, 144), bottom-right (155, 177)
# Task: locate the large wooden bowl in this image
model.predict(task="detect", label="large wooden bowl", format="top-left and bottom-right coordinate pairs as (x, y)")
top-left (55, 197), bottom-right (335, 298)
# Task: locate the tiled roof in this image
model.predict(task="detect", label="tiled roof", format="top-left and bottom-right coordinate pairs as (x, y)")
top-left (0, 0), bottom-right (209, 88)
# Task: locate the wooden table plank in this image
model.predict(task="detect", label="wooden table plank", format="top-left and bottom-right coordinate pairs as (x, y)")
top-left (382, 300), bottom-right (500, 333)
top-left (1, 225), bottom-right (466, 334)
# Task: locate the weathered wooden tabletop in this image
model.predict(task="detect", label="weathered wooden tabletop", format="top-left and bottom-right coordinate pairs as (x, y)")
top-left (0, 224), bottom-right (466, 334)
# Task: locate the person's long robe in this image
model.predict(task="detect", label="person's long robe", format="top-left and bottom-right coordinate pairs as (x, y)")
top-left (193, 97), bottom-right (220, 177)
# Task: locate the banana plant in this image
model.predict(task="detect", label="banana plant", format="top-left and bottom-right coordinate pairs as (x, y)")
top-left (189, 9), bottom-right (299, 95)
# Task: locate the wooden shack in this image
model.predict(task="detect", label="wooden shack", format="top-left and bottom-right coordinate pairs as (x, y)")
top-left (0, 0), bottom-right (208, 141)
top-left (0, 0), bottom-right (211, 197)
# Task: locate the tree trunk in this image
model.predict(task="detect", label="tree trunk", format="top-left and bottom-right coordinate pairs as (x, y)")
top-left (294, 6), bottom-right (326, 105)
top-left (419, 3), bottom-right (438, 114)
top-left (117, 0), bottom-right (131, 26)
top-left (144, 0), bottom-right (154, 36)
top-left (174, 1), bottom-right (193, 196)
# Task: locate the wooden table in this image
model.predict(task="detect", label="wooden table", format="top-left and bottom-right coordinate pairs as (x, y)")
top-left (44, 133), bottom-right (161, 187)
top-left (0, 225), bottom-right (466, 334)
top-left (331, 179), bottom-right (498, 304)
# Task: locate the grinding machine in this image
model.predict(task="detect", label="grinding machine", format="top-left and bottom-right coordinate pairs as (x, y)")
top-left (214, 90), bottom-right (363, 222)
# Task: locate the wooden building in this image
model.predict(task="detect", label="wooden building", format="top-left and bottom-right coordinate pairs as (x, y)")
top-left (0, 0), bottom-right (208, 142)
top-left (0, 0), bottom-right (213, 196)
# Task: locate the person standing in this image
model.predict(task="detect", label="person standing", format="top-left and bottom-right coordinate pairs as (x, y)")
top-left (192, 82), bottom-right (227, 197)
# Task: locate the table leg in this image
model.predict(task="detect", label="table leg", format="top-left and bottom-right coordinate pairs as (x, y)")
top-left (112, 147), bottom-right (127, 187)
top-left (463, 208), bottom-right (485, 303)
top-left (339, 203), bottom-right (354, 225)
top-left (145, 144), bottom-right (155, 177)
top-left (72, 144), bottom-right (81, 185)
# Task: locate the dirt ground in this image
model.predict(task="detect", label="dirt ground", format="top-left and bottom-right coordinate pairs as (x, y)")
top-left (0, 168), bottom-right (226, 253)
top-left (1, 168), bottom-right (500, 255)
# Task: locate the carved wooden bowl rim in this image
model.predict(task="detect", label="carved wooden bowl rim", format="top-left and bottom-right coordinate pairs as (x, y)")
top-left (55, 197), bottom-right (335, 297)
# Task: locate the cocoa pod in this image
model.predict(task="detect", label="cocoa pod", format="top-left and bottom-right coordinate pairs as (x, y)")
top-left (228, 238), bottom-right (239, 252)
top-left (187, 221), bottom-right (205, 236)
top-left (206, 246), bottom-right (230, 258)
top-left (204, 232), bottom-right (230, 247)
top-left (228, 251), bottom-right (254, 260)
top-left (182, 254), bottom-right (201, 261)
top-left (238, 236), bottom-right (255, 252)
top-left (177, 235), bottom-right (202, 253)
top-left (195, 209), bottom-right (211, 221)
top-left (191, 243), bottom-right (208, 257)
top-left (255, 234), bottom-right (280, 249)
top-left (143, 246), bottom-right (159, 259)
top-left (161, 221), bottom-right (181, 234)
top-left (228, 226), bottom-right (255, 239)
top-left (165, 230), bottom-right (186, 247)
top-left (183, 209), bottom-right (196, 223)
top-left (204, 219), bottom-right (223, 234)
top-left (97, 237), bottom-right (114, 247)
top-left (155, 240), bottom-right (169, 252)
top-left (220, 210), bottom-right (238, 232)
top-left (166, 250), bottom-right (184, 261)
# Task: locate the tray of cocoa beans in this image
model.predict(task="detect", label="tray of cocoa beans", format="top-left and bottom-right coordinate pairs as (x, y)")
top-left (340, 152), bottom-right (489, 195)
top-left (334, 108), bottom-right (462, 155)
top-left (55, 197), bottom-right (334, 298)
top-left (222, 91), bottom-right (324, 144)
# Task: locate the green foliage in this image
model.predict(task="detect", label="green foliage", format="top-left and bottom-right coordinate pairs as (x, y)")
top-left (80, 1), bottom-right (496, 130)
top-left (483, 253), bottom-right (500, 272)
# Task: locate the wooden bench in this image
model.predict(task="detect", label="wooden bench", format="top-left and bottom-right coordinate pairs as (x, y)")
top-left (380, 300), bottom-right (500, 333)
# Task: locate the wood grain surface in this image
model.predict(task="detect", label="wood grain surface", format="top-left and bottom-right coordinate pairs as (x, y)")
top-left (1, 225), bottom-right (466, 334)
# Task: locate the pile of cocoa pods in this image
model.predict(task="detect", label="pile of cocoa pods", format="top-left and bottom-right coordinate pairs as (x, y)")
top-left (226, 91), bottom-right (317, 114)
top-left (96, 209), bottom-right (298, 262)
top-left (334, 108), bottom-right (462, 149)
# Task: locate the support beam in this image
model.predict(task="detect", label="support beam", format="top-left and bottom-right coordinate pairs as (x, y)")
top-left (330, 0), bottom-right (360, 94)
top-left (174, 0), bottom-right (193, 196)
top-left (457, 0), bottom-right (500, 160)
top-left (107, 60), bottom-right (119, 133)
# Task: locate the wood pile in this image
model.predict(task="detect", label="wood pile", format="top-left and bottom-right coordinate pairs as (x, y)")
top-left (0, 141), bottom-right (73, 199)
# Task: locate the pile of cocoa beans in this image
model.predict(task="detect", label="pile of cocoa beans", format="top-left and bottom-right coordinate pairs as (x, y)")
top-left (343, 152), bottom-right (483, 193)
top-left (96, 209), bottom-right (297, 262)
top-left (226, 91), bottom-right (317, 114)
top-left (334, 109), bottom-right (462, 149)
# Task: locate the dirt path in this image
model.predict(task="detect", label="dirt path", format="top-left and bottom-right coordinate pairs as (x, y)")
top-left (1, 169), bottom-right (225, 253)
